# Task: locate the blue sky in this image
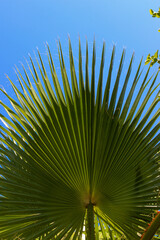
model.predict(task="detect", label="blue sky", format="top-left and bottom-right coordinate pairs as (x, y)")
top-left (0, 0), bottom-right (160, 120)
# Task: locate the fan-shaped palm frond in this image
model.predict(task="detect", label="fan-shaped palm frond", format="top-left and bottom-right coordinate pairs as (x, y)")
top-left (0, 39), bottom-right (160, 240)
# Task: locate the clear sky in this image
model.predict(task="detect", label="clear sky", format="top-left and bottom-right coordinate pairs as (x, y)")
top-left (0, 0), bottom-right (160, 120)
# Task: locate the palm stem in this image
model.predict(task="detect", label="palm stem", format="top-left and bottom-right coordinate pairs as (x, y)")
top-left (87, 201), bottom-right (95, 240)
top-left (141, 211), bottom-right (160, 240)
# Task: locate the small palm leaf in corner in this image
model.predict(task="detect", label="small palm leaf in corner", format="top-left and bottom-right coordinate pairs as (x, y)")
top-left (0, 39), bottom-right (160, 239)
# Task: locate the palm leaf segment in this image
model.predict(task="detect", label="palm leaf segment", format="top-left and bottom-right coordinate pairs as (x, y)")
top-left (0, 39), bottom-right (160, 240)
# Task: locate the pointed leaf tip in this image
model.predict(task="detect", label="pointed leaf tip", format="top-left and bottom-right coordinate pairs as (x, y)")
top-left (149, 9), bottom-right (154, 15)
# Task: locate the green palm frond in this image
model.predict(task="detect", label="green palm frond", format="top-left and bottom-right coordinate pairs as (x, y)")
top-left (0, 39), bottom-right (160, 240)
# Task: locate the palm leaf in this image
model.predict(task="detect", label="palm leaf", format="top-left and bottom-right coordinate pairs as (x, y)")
top-left (0, 40), bottom-right (160, 239)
